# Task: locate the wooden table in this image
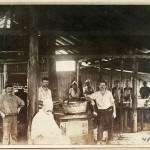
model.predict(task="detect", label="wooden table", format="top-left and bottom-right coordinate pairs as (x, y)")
top-left (137, 107), bottom-right (150, 131)
top-left (116, 106), bottom-right (150, 132)
top-left (116, 105), bottom-right (132, 132)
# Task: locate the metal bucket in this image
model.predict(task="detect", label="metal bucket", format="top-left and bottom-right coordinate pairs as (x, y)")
top-left (62, 101), bottom-right (87, 114)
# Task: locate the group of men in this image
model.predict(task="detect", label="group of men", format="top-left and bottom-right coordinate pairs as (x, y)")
top-left (68, 78), bottom-right (148, 144)
top-left (0, 77), bottom-right (149, 145)
top-left (68, 79), bottom-right (116, 144)
top-left (0, 77), bottom-right (71, 145)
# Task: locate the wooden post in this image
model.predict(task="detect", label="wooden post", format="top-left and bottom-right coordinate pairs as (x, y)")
top-left (99, 59), bottom-right (103, 81)
top-left (141, 110), bottom-right (143, 131)
top-left (3, 64), bottom-right (8, 87)
top-left (27, 6), bottom-right (39, 143)
top-left (76, 61), bottom-right (80, 86)
top-left (110, 58), bottom-right (114, 91)
top-left (120, 59), bottom-right (124, 90)
top-left (132, 56), bottom-right (138, 132)
top-left (47, 36), bottom-right (58, 98)
top-left (46, 9), bottom-right (57, 97)
top-left (120, 59), bottom-right (124, 132)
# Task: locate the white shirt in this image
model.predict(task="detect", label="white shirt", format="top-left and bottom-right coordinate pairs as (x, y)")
top-left (89, 90), bottom-right (114, 109)
top-left (38, 87), bottom-right (53, 111)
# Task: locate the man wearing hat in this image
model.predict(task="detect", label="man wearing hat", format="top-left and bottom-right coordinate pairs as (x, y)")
top-left (0, 84), bottom-right (25, 144)
top-left (69, 81), bottom-right (80, 100)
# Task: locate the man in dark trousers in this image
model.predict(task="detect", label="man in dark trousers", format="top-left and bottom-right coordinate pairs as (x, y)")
top-left (87, 81), bottom-right (116, 144)
top-left (0, 84), bottom-right (25, 144)
top-left (15, 88), bottom-right (27, 135)
top-left (112, 80), bottom-right (123, 129)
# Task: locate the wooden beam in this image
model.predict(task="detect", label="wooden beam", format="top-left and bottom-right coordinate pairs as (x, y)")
top-left (0, 29), bottom-right (28, 35)
top-left (0, 51), bottom-right (25, 53)
top-left (1, 29), bottom-right (150, 37)
top-left (0, 59), bottom-right (27, 63)
top-left (109, 58), bottom-right (114, 91)
top-left (49, 54), bottom-right (150, 61)
top-left (76, 61), bottom-right (81, 87)
top-left (41, 30), bottom-right (150, 36)
top-left (3, 64), bottom-right (8, 88)
top-left (27, 6), bottom-right (39, 143)
top-left (120, 59), bottom-right (124, 132)
top-left (98, 59), bottom-right (103, 81)
top-left (131, 56), bottom-right (138, 133)
top-left (55, 45), bottom-right (130, 52)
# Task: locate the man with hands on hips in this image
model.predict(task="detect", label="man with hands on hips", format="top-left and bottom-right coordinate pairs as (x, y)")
top-left (86, 81), bottom-right (116, 144)
top-left (0, 84), bottom-right (25, 145)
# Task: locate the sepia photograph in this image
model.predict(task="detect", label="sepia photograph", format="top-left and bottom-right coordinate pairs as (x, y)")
top-left (0, 3), bottom-right (150, 149)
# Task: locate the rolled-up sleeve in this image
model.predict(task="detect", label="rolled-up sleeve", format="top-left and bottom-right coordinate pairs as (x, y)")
top-left (17, 96), bottom-right (25, 107)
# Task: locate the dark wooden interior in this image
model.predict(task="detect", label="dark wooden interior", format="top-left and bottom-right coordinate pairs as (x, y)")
top-left (0, 5), bottom-right (150, 141)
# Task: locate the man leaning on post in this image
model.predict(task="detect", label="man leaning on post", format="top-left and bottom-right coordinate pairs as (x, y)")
top-left (0, 84), bottom-right (25, 145)
top-left (86, 81), bottom-right (116, 144)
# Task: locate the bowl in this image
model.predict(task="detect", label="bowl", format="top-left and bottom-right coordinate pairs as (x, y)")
top-left (62, 100), bottom-right (87, 114)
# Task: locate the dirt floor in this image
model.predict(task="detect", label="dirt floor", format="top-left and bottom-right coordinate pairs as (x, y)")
top-left (0, 121), bottom-right (150, 145)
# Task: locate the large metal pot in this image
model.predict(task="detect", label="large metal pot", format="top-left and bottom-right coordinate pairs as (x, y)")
top-left (62, 100), bottom-right (87, 114)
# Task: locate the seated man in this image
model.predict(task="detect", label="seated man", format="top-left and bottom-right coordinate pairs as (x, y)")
top-left (69, 81), bottom-right (80, 100)
top-left (31, 98), bottom-right (71, 144)
top-left (83, 79), bottom-right (94, 97)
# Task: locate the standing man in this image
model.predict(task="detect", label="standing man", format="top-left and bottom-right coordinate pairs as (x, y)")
top-left (112, 80), bottom-right (123, 127)
top-left (0, 84), bottom-right (25, 144)
top-left (87, 81), bottom-right (116, 144)
top-left (83, 79), bottom-right (97, 133)
top-left (124, 81), bottom-right (133, 127)
top-left (140, 81), bottom-right (150, 122)
top-left (38, 77), bottom-right (53, 111)
top-left (124, 81), bottom-right (133, 103)
top-left (112, 80), bottom-right (124, 105)
top-left (140, 81), bottom-right (150, 99)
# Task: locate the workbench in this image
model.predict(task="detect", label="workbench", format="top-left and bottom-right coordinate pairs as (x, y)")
top-left (116, 106), bottom-right (150, 132)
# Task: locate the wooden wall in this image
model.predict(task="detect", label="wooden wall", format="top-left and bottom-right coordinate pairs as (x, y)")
top-left (53, 68), bottom-right (150, 100)
top-left (1, 63), bottom-right (150, 100)
top-left (0, 65), bottom-right (4, 94)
